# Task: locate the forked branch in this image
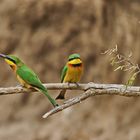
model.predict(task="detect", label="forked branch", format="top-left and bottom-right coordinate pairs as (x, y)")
top-left (0, 83), bottom-right (140, 119)
top-left (42, 83), bottom-right (140, 118)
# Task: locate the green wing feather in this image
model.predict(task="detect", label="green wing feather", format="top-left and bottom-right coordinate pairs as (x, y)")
top-left (61, 65), bottom-right (68, 82)
top-left (16, 65), bottom-right (46, 90)
top-left (16, 65), bottom-right (58, 107)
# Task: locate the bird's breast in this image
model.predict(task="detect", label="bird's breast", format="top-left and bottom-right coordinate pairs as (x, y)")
top-left (64, 64), bottom-right (83, 82)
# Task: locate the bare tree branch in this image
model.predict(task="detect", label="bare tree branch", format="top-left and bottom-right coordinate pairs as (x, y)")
top-left (42, 83), bottom-right (140, 118)
top-left (0, 83), bottom-right (140, 95)
top-left (0, 83), bottom-right (85, 95)
top-left (0, 83), bottom-right (140, 119)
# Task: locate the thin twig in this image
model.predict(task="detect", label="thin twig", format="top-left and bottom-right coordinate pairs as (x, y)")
top-left (102, 45), bottom-right (140, 86)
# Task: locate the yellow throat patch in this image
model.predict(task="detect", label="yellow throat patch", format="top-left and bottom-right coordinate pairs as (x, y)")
top-left (68, 58), bottom-right (82, 65)
top-left (4, 59), bottom-right (17, 71)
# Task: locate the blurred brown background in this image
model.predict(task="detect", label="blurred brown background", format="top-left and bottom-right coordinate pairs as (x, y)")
top-left (0, 0), bottom-right (140, 140)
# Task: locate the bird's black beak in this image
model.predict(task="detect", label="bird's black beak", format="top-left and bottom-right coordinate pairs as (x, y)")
top-left (0, 54), bottom-right (15, 63)
top-left (0, 54), bottom-right (7, 58)
top-left (0, 54), bottom-right (12, 60)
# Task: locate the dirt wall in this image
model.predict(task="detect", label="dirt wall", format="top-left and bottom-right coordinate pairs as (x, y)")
top-left (0, 0), bottom-right (140, 140)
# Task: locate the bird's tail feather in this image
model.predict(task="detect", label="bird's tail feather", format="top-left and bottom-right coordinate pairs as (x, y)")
top-left (37, 88), bottom-right (58, 107)
top-left (56, 89), bottom-right (66, 100)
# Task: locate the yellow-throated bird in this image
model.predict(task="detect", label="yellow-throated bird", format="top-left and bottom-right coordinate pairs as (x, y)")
top-left (0, 54), bottom-right (58, 107)
top-left (56, 53), bottom-right (83, 100)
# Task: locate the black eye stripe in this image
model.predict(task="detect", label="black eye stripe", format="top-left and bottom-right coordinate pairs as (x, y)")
top-left (7, 57), bottom-right (16, 64)
top-left (69, 58), bottom-right (74, 61)
top-left (71, 63), bottom-right (82, 67)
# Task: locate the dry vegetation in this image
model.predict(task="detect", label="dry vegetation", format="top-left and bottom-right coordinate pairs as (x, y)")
top-left (0, 0), bottom-right (140, 140)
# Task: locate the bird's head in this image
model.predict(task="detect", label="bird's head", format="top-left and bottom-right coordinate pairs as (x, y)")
top-left (0, 54), bottom-right (24, 71)
top-left (68, 53), bottom-right (82, 65)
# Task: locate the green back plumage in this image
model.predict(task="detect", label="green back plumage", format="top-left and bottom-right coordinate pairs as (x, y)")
top-left (16, 65), bottom-right (46, 90)
top-left (61, 65), bottom-right (68, 82)
top-left (16, 65), bottom-right (58, 107)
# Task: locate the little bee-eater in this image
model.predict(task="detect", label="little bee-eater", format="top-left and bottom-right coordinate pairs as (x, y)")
top-left (56, 53), bottom-right (83, 100)
top-left (0, 54), bottom-right (58, 107)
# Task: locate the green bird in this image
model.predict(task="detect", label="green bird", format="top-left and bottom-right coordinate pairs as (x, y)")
top-left (0, 54), bottom-right (58, 107)
top-left (56, 53), bottom-right (83, 100)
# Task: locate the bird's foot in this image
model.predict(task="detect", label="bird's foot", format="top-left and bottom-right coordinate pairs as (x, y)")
top-left (67, 82), bottom-right (70, 86)
top-left (54, 103), bottom-right (59, 107)
top-left (74, 82), bottom-right (80, 88)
